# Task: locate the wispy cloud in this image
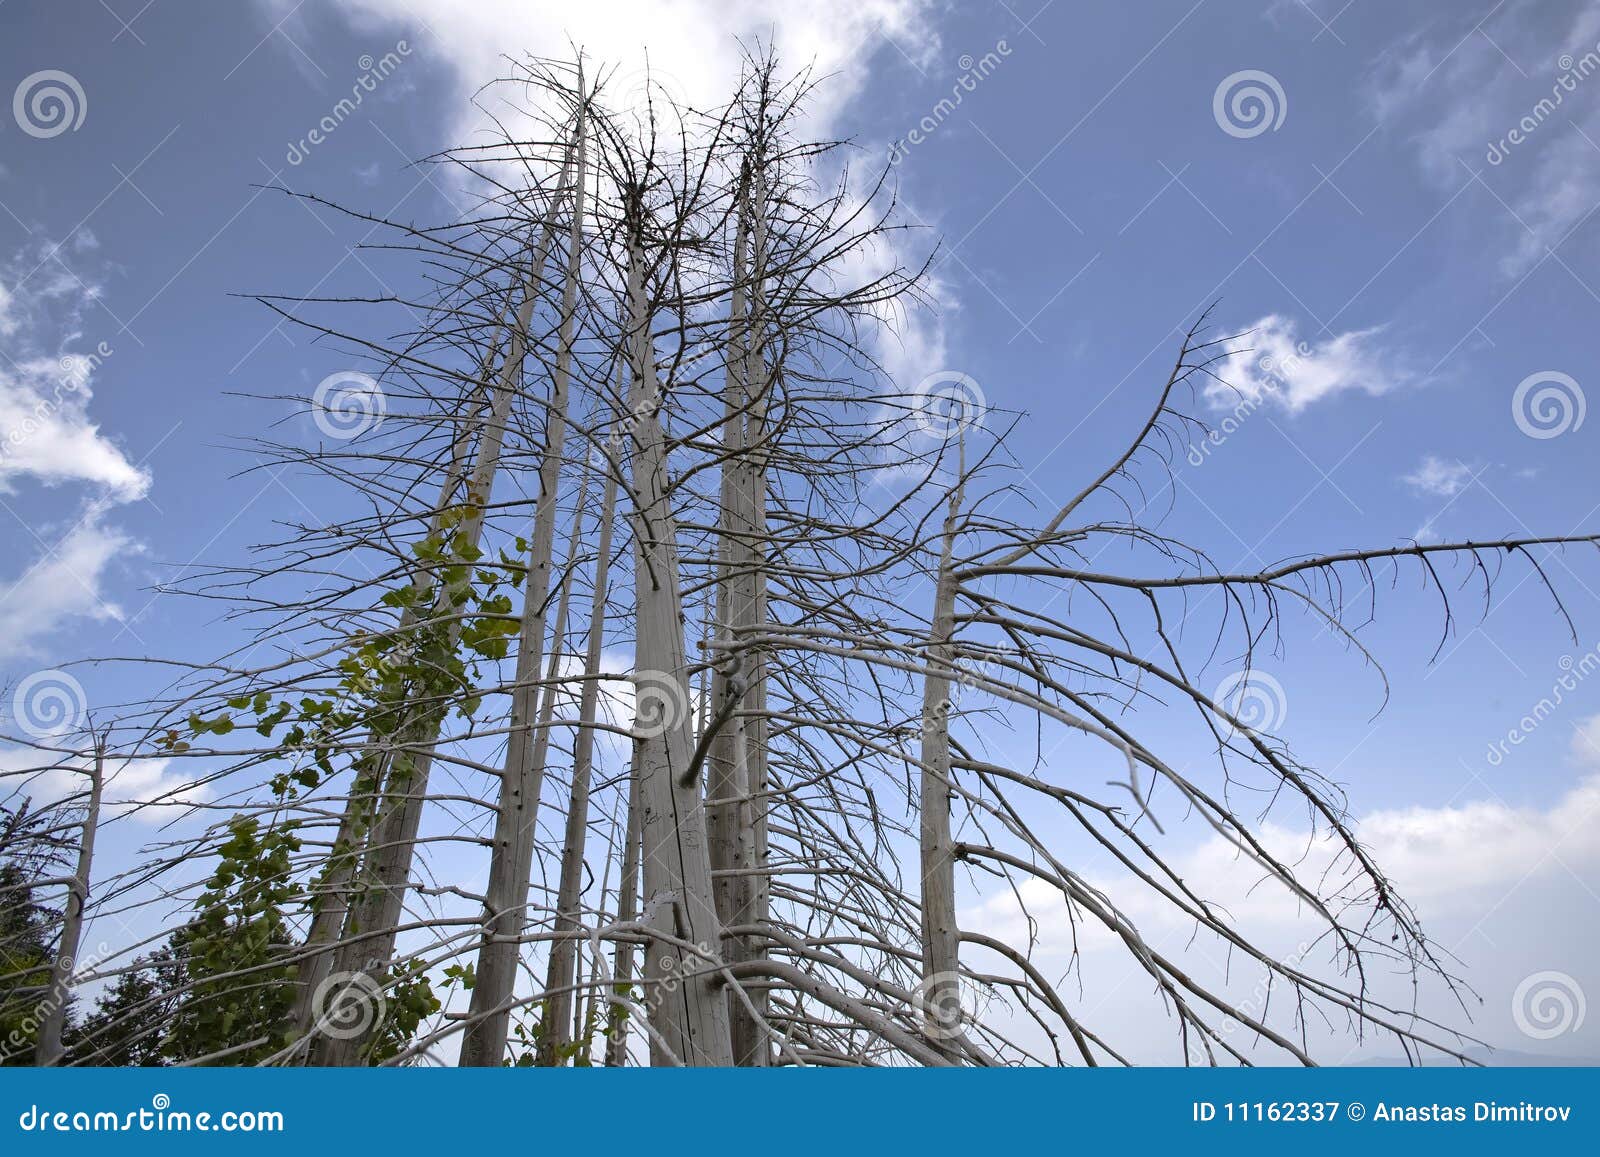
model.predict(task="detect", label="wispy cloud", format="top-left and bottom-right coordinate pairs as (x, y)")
top-left (0, 239), bottom-right (148, 658)
top-left (1368, 0), bottom-right (1600, 276)
top-left (0, 748), bottom-right (208, 825)
top-left (1403, 453), bottom-right (1473, 497)
top-left (1208, 314), bottom-right (1415, 414)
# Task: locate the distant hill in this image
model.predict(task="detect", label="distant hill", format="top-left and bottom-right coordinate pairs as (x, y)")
top-left (1355, 1046), bottom-right (1599, 1067)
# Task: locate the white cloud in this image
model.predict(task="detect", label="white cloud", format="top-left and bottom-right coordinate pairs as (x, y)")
top-left (970, 762), bottom-right (1600, 961)
top-left (1402, 454), bottom-right (1473, 497)
top-left (1500, 129), bottom-right (1600, 276)
top-left (1, 748), bottom-right (208, 824)
top-left (298, 0), bottom-right (950, 395)
top-left (0, 240), bottom-right (148, 657)
top-left (0, 510), bottom-right (141, 661)
top-left (1208, 314), bottom-right (1413, 413)
top-left (0, 353), bottom-right (149, 500)
top-left (1368, 1), bottom-right (1600, 277)
top-left (303, 0), bottom-right (937, 139)
top-left (963, 715), bottom-right (1600, 1061)
top-left (1351, 772), bottom-right (1600, 910)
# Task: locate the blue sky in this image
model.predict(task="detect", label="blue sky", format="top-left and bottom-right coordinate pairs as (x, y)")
top-left (3, 0), bottom-right (1600, 1062)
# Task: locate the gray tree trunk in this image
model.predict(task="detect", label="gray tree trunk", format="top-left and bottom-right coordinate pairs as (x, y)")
top-left (706, 168), bottom-right (772, 1065)
top-left (605, 746), bottom-right (641, 1066)
top-left (459, 96), bottom-right (590, 1067)
top-left (538, 451), bottom-right (618, 1064)
top-left (35, 742), bottom-right (101, 1066)
top-left (918, 472), bottom-right (965, 1054)
top-left (313, 142), bottom-right (579, 1066)
top-left (623, 222), bottom-right (734, 1066)
top-left (291, 355), bottom-right (495, 1048)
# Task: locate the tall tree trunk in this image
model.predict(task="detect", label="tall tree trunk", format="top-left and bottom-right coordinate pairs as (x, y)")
top-left (741, 165), bottom-right (774, 1059)
top-left (918, 469), bottom-right (966, 1056)
top-left (458, 93), bottom-right (590, 1067)
top-left (537, 451), bottom-right (619, 1064)
top-left (706, 166), bottom-right (771, 1064)
top-left (35, 741), bottom-right (101, 1066)
top-left (623, 219), bottom-right (734, 1066)
top-left (291, 344), bottom-right (497, 1048)
top-left (312, 140), bottom-right (579, 1067)
top-left (605, 746), bottom-right (641, 1066)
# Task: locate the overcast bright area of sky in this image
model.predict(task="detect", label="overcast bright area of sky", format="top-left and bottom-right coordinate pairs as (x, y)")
top-left (1, 0), bottom-right (1598, 1063)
